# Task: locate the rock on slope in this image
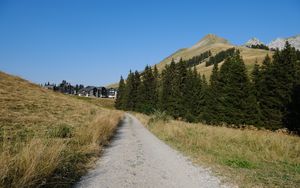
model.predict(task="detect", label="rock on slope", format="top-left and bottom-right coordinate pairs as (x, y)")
top-left (268, 34), bottom-right (300, 50)
top-left (244, 37), bottom-right (264, 47)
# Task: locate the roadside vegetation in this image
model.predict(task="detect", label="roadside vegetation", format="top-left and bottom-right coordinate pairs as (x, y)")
top-left (0, 72), bottom-right (123, 188)
top-left (133, 112), bottom-right (300, 187)
top-left (73, 95), bottom-right (116, 109)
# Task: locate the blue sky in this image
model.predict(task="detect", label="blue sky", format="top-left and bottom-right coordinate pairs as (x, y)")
top-left (0, 0), bottom-right (299, 86)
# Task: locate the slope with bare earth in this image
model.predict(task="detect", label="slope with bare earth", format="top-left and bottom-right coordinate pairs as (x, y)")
top-left (0, 71), bottom-right (123, 188)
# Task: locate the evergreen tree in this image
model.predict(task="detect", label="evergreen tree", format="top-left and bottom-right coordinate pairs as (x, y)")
top-left (174, 59), bottom-right (188, 118)
top-left (160, 60), bottom-right (178, 116)
top-left (153, 65), bottom-right (160, 109)
top-left (136, 66), bottom-right (157, 114)
top-left (258, 42), bottom-right (297, 129)
top-left (250, 63), bottom-right (263, 125)
top-left (132, 71), bottom-right (141, 111)
top-left (115, 76), bottom-right (126, 110)
top-left (182, 67), bottom-right (203, 122)
top-left (286, 84), bottom-right (300, 134)
top-left (217, 51), bottom-right (257, 125)
top-left (123, 71), bottom-right (134, 110)
top-left (202, 62), bottom-right (221, 124)
top-left (285, 44), bottom-right (300, 133)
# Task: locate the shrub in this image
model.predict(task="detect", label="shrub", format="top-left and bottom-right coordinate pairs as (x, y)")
top-left (49, 124), bottom-right (72, 138)
top-left (149, 110), bottom-right (172, 124)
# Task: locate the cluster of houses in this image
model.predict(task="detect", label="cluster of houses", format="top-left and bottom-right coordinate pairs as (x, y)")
top-left (44, 81), bottom-right (118, 99)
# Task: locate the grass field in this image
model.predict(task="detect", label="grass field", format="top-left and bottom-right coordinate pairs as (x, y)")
top-left (133, 112), bottom-right (300, 188)
top-left (72, 95), bottom-right (116, 109)
top-left (0, 71), bottom-right (123, 187)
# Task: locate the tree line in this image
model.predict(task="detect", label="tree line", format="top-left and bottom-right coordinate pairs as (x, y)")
top-left (115, 42), bottom-right (300, 134)
top-left (247, 44), bottom-right (270, 50)
top-left (185, 50), bottom-right (211, 67)
top-left (205, 48), bottom-right (235, 67)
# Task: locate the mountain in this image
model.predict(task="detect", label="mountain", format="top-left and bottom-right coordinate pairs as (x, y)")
top-left (155, 34), bottom-right (272, 78)
top-left (268, 34), bottom-right (300, 50)
top-left (244, 37), bottom-right (264, 47)
top-left (108, 34), bottom-right (273, 88)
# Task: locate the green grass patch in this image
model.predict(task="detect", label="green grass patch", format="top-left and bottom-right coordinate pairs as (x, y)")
top-left (222, 158), bottom-right (256, 169)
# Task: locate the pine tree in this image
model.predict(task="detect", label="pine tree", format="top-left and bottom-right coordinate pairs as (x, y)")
top-left (217, 51), bottom-right (256, 125)
top-left (132, 71), bottom-right (141, 111)
top-left (160, 60), bottom-right (177, 116)
top-left (202, 62), bottom-right (221, 124)
top-left (136, 66), bottom-right (157, 114)
top-left (258, 42), bottom-right (297, 129)
top-left (153, 65), bottom-right (159, 109)
top-left (174, 59), bottom-right (188, 118)
top-left (115, 76), bottom-right (126, 109)
top-left (284, 44), bottom-right (300, 133)
top-left (182, 67), bottom-right (203, 122)
top-left (250, 63), bottom-right (262, 125)
top-left (123, 71), bottom-right (134, 110)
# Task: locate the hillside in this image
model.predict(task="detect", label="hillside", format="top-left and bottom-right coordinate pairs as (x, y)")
top-left (156, 34), bottom-right (273, 78)
top-left (0, 71), bottom-right (123, 187)
top-left (108, 34), bottom-right (273, 88)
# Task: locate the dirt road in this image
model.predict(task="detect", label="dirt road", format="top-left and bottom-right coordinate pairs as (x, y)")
top-left (75, 114), bottom-right (229, 188)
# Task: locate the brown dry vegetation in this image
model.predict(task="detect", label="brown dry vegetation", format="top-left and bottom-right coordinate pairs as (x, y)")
top-left (133, 112), bottom-right (300, 188)
top-left (0, 71), bottom-right (123, 187)
top-left (72, 96), bottom-right (116, 109)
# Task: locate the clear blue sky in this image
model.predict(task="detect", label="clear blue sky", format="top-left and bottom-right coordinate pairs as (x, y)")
top-left (0, 0), bottom-right (299, 86)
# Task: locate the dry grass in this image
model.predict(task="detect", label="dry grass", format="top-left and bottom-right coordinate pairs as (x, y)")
top-left (0, 71), bottom-right (124, 187)
top-left (133, 113), bottom-right (300, 188)
top-left (72, 96), bottom-right (116, 110)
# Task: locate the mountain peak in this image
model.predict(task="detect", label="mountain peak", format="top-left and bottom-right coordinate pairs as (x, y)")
top-left (190, 34), bottom-right (230, 50)
top-left (245, 37), bottom-right (264, 47)
top-left (268, 34), bottom-right (300, 50)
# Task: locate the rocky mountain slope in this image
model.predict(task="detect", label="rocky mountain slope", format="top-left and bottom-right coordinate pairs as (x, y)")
top-left (268, 34), bottom-right (300, 50)
top-left (244, 37), bottom-right (264, 47)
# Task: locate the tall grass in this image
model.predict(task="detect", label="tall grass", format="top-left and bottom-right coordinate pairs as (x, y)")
top-left (0, 71), bottom-right (124, 187)
top-left (134, 112), bottom-right (300, 187)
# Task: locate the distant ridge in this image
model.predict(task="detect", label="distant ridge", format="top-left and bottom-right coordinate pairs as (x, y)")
top-left (268, 34), bottom-right (300, 50)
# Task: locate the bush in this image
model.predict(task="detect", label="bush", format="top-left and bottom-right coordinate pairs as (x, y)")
top-left (49, 124), bottom-right (72, 138)
top-left (149, 110), bottom-right (172, 124)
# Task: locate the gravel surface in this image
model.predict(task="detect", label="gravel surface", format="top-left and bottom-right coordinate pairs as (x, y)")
top-left (75, 113), bottom-right (231, 188)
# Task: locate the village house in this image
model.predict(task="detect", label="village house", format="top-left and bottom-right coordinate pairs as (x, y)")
top-left (78, 86), bottom-right (107, 98)
top-left (44, 83), bottom-right (55, 90)
top-left (107, 88), bottom-right (118, 99)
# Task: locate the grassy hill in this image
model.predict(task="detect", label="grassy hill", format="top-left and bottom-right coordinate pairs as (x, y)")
top-left (0, 71), bottom-right (123, 187)
top-left (109, 34), bottom-right (273, 87)
top-left (156, 34), bottom-right (273, 78)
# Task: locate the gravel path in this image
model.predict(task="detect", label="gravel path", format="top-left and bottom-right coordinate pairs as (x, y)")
top-left (75, 113), bottom-right (230, 188)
